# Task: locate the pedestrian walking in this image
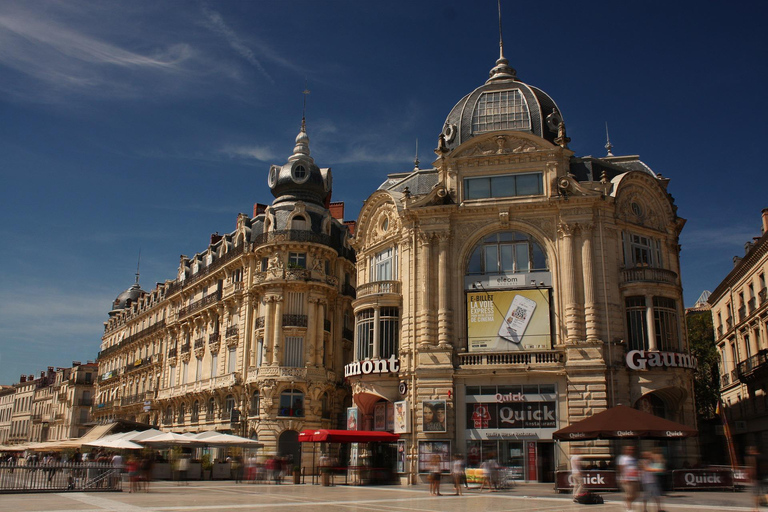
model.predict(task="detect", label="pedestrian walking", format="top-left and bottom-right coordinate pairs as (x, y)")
top-left (452, 454), bottom-right (465, 496)
top-left (617, 445), bottom-right (640, 512)
top-left (571, 446), bottom-right (584, 501)
top-left (428, 452), bottom-right (442, 496)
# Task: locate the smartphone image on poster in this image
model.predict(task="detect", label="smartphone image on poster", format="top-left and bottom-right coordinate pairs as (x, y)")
top-left (498, 295), bottom-right (536, 344)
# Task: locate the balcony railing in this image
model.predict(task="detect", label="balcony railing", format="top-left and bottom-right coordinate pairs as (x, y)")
top-left (194, 338), bottom-right (205, 350)
top-left (748, 298), bottom-right (757, 314)
top-left (282, 314), bottom-right (308, 327)
top-left (356, 280), bottom-right (401, 298)
top-left (166, 244), bottom-right (247, 296)
top-left (181, 343), bottom-right (191, 354)
top-left (178, 290), bottom-right (222, 319)
top-left (620, 267), bottom-right (678, 286)
top-left (721, 373), bottom-right (731, 387)
top-left (209, 333), bottom-right (220, 344)
top-left (716, 326), bottom-right (723, 339)
top-left (737, 349), bottom-right (768, 382)
top-left (252, 229), bottom-right (355, 262)
top-left (458, 351), bottom-right (564, 366)
top-left (726, 317), bottom-right (733, 330)
top-left (168, 348), bottom-right (177, 358)
top-left (760, 287), bottom-right (767, 304)
top-left (226, 325), bottom-right (239, 338)
top-left (738, 306), bottom-right (747, 322)
top-left (342, 284), bottom-right (356, 298)
top-left (99, 320), bottom-right (166, 359)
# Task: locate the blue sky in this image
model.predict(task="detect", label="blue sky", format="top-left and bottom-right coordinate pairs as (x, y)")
top-left (1, 1), bottom-right (766, 385)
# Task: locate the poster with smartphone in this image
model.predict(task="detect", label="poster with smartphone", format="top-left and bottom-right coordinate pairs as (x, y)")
top-left (466, 288), bottom-right (551, 352)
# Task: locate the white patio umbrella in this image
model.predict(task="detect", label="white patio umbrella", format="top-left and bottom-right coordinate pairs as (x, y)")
top-left (190, 431), bottom-right (263, 448)
top-left (138, 431), bottom-right (199, 446)
top-left (86, 438), bottom-right (144, 450)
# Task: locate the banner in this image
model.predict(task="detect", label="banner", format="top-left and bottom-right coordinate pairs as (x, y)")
top-left (466, 289), bottom-right (551, 352)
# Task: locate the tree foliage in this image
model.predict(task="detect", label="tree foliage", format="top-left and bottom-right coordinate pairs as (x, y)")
top-left (687, 310), bottom-right (719, 419)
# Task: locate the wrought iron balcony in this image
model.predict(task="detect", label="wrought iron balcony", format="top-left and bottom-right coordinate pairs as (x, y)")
top-left (721, 372), bottom-right (731, 387)
top-left (356, 280), bottom-right (401, 298)
top-left (282, 314), bottom-right (308, 327)
top-left (738, 306), bottom-right (747, 322)
top-left (178, 291), bottom-right (222, 319)
top-left (342, 284), bottom-right (356, 298)
top-left (166, 244), bottom-right (247, 296)
top-left (737, 349), bottom-right (768, 383)
top-left (226, 325), bottom-right (239, 338)
top-left (620, 267), bottom-right (678, 286)
top-left (181, 343), bottom-right (191, 353)
top-left (748, 298), bottom-right (757, 314)
top-left (209, 332), bottom-right (220, 344)
top-left (760, 287), bottom-right (767, 304)
top-left (168, 348), bottom-right (177, 358)
top-left (252, 229), bottom-right (355, 262)
top-left (194, 338), bottom-right (205, 350)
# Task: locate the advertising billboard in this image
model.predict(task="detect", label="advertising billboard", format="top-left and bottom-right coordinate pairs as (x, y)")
top-left (466, 288), bottom-right (552, 352)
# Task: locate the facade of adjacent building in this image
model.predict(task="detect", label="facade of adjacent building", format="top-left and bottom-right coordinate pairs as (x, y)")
top-left (710, 209), bottom-right (768, 455)
top-left (0, 386), bottom-right (14, 445)
top-left (348, 48), bottom-right (697, 483)
top-left (95, 122), bottom-right (356, 463)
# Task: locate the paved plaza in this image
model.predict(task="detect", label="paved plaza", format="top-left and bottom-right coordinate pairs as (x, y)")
top-left (0, 480), bottom-right (759, 512)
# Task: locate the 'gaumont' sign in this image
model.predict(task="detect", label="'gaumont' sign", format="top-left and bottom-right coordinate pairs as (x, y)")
top-left (344, 355), bottom-right (400, 378)
top-left (626, 350), bottom-right (698, 371)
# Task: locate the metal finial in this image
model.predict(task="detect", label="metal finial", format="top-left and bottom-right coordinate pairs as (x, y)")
top-left (301, 80), bottom-right (310, 131)
top-left (498, 0), bottom-right (504, 60)
top-left (135, 249), bottom-right (141, 285)
top-left (414, 138), bottom-right (420, 170)
top-left (605, 122), bottom-right (614, 157)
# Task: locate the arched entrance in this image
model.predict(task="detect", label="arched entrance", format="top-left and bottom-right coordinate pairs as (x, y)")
top-left (278, 430), bottom-right (301, 467)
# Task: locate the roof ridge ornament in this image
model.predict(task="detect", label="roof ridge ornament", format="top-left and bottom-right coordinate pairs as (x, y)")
top-left (289, 84), bottom-right (313, 163)
top-left (605, 122), bottom-right (614, 156)
top-left (487, 0), bottom-right (517, 82)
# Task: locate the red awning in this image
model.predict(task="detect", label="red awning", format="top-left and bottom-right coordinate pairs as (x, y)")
top-left (298, 429), bottom-right (399, 443)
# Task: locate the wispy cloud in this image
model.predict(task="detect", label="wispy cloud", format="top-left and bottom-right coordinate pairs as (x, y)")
top-left (0, 6), bottom-right (195, 102)
top-left (681, 226), bottom-right (759, 250)
top-left (200, 5), bottom-right (274, 84)
top-left (220, 144), bottom-right (277, 162)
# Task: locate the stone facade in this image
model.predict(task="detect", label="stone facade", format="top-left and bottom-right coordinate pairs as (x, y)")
top-left (348, 51), bottom-right (697, 483)
top-left (95, 122), bottom-right (355, 464)
top-left (710, 209), bottom-right (768, 455)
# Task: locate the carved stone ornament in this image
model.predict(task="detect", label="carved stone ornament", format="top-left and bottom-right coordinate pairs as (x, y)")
top-left (455, 135), bottom-right (543, 158)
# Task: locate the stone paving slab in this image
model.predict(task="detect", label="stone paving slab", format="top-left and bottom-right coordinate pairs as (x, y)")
top-left (0, 481), bottom-right (758, 512)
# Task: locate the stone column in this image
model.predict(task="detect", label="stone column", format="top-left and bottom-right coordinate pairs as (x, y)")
top-left (242, 293), bottom-right (253, 372)
top-left (306, 297), bottom-right (317, 366)
top-left (263, 297), bottom-right (274, 365)
top-left (437, 232), bottom-right (452, 347)
top-left (559, 223), bottom-right (579, 343)
top-left (581, 224), bottom-right (598, 342)
top-left (749, 326), bottom-right (759, 358)
top-left (273, 296), bottom-right (284, 366)
top-left (419, 233), bottom-right (433, 346)
top-left (316, 300), bottom-right (326, 366)
top-left (646, 295), bottom-right (657, 351)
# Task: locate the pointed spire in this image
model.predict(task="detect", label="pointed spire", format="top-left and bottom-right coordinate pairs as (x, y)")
top-left (134, 249), bottom-right (141, 286)
top-left (413, 138), bottom-right (420, 171)
top-left (487, 0), bottom-right (516, 82)
top-left (289, 85), bottom-right (314, 162)
top-left (605, 122), bottom-right (614, 157)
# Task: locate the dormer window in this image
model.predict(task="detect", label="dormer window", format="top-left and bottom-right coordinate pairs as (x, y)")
top-left (472, 90), bottom-right (531, 134)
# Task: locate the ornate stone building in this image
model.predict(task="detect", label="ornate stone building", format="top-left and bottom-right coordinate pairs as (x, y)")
top-left (710, 209), bottom-right (768, 455)
top-left (348, 47), bottom-right (697, 483)
top-left (96, 121), bottom-right (355, 463)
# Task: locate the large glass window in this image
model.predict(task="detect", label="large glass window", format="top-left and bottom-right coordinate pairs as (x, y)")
top-left (626, 296), bottom-right (648, 351)
top-left (373, 247), bottom-right (396, 281)
top-left (279, 389), bottom-right (304, 417)
top-left (380, 307), bottom-right (400, 358)
top-left (250, 390), bottom-right (260, 417)
top-left (284, 336), bottom-right (304, 367)
top-left (472, 90), bottom-right (531, 133)
top-left (464, 173), bottom-right (543, 200)
top-left (467, 231), bottom-right (547, 275)
top-left (288, 252), bottom-right (307, 269)
top-left (224, 394), bottom-right (235, 420)
top-left (623, 232), bottom-right (662, 268)
top-left (653, 297), bottom-right (680, 351)
top-left (356, 310), bottom-right (375, 360)
top-left (227, 347), bottom-right (237, 373)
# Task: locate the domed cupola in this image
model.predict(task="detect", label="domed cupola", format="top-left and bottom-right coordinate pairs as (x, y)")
top-left (268, 119), bottom-right (332, 208)
top-left (109, 277), bottom-right (145, 317)
top-left (440, 46), bottom-right (565, 150)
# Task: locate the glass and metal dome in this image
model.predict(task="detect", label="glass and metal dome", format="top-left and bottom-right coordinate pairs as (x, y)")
top-left (110, 281), bottom-right (145, 314)
top-left (440, 53), bottom-right (564, 149)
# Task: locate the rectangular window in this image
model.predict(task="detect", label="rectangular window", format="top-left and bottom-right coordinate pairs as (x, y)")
top-left (211, 353), bottom-right (218, 377)
top-left (356, 310), bottom-right (375, 360)
top-left (625, 296), bottom-right (648, 351)
top-left (653, 296), bottom-right (679, 352)
top-left (256, 339), bottom-right (264, 368)
top-left (464, 172), bottom-right (543, 200)
top-left (284, 336), bottom-right (304, 367)
top-left (374, 248), bottom-right (396, 281)
top-left (227, 348), bottom-right (237, 373)
top-left (380, 308), bottom-right (400, 358)
top-left (288, 252), bottom-right (306, 269)
top-left (287, 292), bottom-right (305, 315)
top-left (169, 366), bottom-right (176, 387)
top-left (182, 362), bottom-right (188, 384)
top-left (196, 358), bottom-right (202, 381)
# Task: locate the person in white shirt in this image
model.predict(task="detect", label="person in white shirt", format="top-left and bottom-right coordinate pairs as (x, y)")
top-left (617, 445), bottom-right (639, 512)
top-left (571, 446), bottom-right (584, 500)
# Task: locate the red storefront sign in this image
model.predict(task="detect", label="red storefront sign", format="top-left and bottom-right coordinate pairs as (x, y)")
top-left (527, 442), bottom-right (537, 481)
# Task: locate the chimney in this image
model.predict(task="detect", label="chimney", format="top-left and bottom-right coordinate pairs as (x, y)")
top-left (72, 361), bottom-right (81, 367)
top-left (253, 203), bottom-right (268, 217)
top-left (210, 232), bottom-right (223, 246)
top-left (344, 220), bottom-right (356, 236)
top-left (19, 375), bottom-right (26, 383)
top-left (329, 202), bottom-right (345, 221)
top-left (734, 255), bottom-right (743, 268)
top-left (762, 208), bottom-right (768, 234)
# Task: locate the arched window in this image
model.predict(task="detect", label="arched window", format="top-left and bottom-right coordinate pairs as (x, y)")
top-left (207, 397), bottom-right (216, 418)
top-left (178, 403), bottom-right (186, 424)
top-left (164, 406), bottom-right (173, 424)
top-left (466, 231), bottom-right (547, 275)
top-left (191, 400), bottom-right (200, 422)
top-left (224, 394), bottom-right (236, 420)
top-left (250, 390), bottom-right (260, 417)
top-left (291, 215), bottom-right (308, 231)
top-left (279, 389), bottom-right (304, 417)
top-left (321, 393), bottom-right (331, 420)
